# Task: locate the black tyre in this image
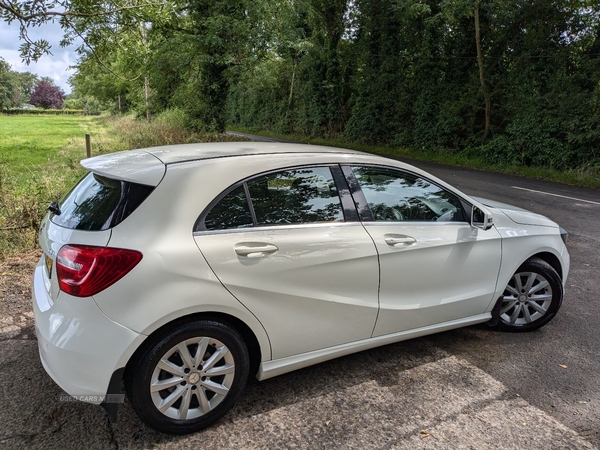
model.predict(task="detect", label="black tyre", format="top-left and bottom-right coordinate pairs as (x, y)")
top-left (497, 258), bottom-right (563, 332)
top-left (125, 319), bottom-right (249, 434)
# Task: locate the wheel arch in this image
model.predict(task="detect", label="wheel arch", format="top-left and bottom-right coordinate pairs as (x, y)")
top-left (528, 251), bottom-right (563, 281)
top-left (495, 254), bottom-right (564, 332)
top-left (125, 312), bottom-right (263, 382)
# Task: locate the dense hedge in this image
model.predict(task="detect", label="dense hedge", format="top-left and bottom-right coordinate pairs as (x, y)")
top-left (226, 0), bottom-right (600, 171)
top-left (1, 109), bottom-right (97, 115)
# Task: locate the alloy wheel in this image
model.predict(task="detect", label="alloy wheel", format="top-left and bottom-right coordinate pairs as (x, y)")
top-left (150, 337), bottom-right (235, 421)
top-left (500, 271), bottom-right (553, 326)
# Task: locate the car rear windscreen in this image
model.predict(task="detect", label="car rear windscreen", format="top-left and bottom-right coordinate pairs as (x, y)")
top-left (51, 172), bottom-right (154, 231)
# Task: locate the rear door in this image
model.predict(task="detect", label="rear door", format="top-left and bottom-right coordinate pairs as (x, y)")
top-left (344, 165), bottom-right (502, 337)
top-left (194, 165), bottom-right (380, 360)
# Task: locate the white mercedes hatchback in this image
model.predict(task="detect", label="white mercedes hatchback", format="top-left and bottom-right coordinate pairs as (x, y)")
top-left (33, 142), bottom-right (569, 434)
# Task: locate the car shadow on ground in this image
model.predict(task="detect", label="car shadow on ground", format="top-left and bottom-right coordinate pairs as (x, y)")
top-left (1, 325), bottom-right (454, 449)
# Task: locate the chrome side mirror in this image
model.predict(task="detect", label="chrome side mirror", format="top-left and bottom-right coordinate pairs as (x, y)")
top-left (472, 205), bottom-right (493, 230)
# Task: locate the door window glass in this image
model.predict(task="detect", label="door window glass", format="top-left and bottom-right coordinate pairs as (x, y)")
top-left (247, 167), bottom-right (343, 226)
top-left (350, 166), bottom-right (465, 222)
top-left (204, 185), bottom-right (253, 230)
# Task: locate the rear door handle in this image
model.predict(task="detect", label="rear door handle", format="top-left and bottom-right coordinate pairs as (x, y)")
top-left (234, 243), bottom-right (279, 258)
top-left (384, 235), bottom-right (416, 247)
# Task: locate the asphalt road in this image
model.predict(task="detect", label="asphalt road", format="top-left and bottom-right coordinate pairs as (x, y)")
top-left (231, 131), bottom-right (600, 445)
top-left (0, 134), bottom-right (598, 449)
top-left (398, 156), bottom-right (600, 445)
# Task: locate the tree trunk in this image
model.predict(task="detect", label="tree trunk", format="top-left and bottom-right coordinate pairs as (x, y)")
top-left (144, 75), bottom-right (151, 123)
top-left (475, 3), bottom-right (490, 143)
top-left (288, 59), bottom-right (296, 107)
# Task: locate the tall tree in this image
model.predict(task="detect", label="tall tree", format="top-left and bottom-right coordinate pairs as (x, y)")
top-left (14, 71), bottom-right (39, 104)
top-left (173, 0), bottom-right (253, 132)
top-left (474, 1), bottom-right (490, 142)
top-left (0, 57), bottom-right (19, 109)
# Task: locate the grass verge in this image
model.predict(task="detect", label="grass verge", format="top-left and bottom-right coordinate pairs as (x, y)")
top-left (0, 112), bottom-right (246, 261)
top-left (227, 127), bottom-right (600, 190)
top-left (0, 114), bottom-right (115, 260)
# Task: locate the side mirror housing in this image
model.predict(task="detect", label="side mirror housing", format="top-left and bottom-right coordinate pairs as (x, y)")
top-left (472, 205), bottom-right (494, 230)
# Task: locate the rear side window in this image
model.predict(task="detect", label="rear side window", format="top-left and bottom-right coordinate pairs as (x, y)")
top-left (203, 185), bottom-right (253, 230)
top-left (51, 172), bottom-right (154, 231)
top-left (200, 166), bottom-right (344, 231)
top-left (247, 167), bottom-right (343, 226)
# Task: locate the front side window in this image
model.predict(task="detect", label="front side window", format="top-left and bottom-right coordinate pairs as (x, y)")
top-left (201, 166), bottom-right (344, 231)
top-left (350, 166), bottom-right (465, 222)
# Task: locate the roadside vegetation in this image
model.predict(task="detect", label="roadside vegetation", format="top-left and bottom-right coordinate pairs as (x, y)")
top-left (0, 112), bottom-right (241, 261)
top-left (2, 2), bottom-right (599, 256)
top-left (14, 1), bottom-right (600, 185)
top-left (229, 127), bottom-right (600, 190)
top-left (1, 2), bottom-right (598, 192)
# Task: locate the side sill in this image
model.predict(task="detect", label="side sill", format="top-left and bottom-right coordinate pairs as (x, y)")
top-left (257, 313), bottom-right (491, 381)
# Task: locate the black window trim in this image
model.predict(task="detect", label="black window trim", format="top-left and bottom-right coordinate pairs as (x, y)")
top-left (193, 164), bottom-right (360, 233)
top-left (331, 165), bottom-right (360, 222)
top-left (341, 165), bottom-right (373, 222)
top-left (341, 164), bottom-right (471, 224)
top-left (242, 182), bottom-right (258, 226)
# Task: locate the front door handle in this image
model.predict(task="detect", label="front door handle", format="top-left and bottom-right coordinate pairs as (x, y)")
top-left (234, 243), bottom-right (279, 258)
top-left (384, 235), bottom-right (416, 247)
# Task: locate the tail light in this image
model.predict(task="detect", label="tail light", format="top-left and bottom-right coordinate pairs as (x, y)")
top-left (56, 245), bottom-right (142, 297)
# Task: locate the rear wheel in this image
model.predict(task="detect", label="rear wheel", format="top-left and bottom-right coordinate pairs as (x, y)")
top-left (125, 319), bottom-right (249, 434)
top-left (497, 258), bottom-right (563, 332)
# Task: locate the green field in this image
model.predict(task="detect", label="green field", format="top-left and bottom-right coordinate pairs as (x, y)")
top-left (0, 114), bottom-right (123, 259)
top-left (0, 112), bottom-right (239, 260)
top-left (0, 114), bottom-right (119, 181)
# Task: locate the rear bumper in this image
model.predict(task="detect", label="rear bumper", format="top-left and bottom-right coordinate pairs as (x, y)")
top-left (32, 256), bottom-right (145, 404)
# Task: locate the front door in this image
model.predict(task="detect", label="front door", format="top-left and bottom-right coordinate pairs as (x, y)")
top-left (345, 165), bottom-right (502, 337)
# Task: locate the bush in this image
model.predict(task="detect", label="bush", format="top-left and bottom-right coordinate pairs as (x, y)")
top-left (109, 109), bottom-right (246, 150)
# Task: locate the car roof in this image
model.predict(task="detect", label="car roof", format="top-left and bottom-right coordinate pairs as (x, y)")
top-left (81, 142), bottom-right (370, 185)
top-left (145, 142), bottom-right (369, 164)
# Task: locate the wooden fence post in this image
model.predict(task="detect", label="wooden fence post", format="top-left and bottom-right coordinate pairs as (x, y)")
top-left (85, 134), bottom-right (91, 158)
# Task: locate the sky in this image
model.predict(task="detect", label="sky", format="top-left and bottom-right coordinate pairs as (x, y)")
top-left (0, 20), bottom-right (78, 94)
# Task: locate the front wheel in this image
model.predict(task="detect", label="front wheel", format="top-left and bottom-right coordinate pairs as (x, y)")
top-left (497, 258), bottom-right (563, 332)
top-left (125, 319), bottom-right (249, 434)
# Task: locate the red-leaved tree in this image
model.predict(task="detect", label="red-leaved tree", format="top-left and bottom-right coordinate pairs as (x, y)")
top-left (29, 80), bottom-right (65, 109)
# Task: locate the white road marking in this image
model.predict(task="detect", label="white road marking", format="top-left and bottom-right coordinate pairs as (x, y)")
top-left (512, 186), bottom-right (600, 206)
